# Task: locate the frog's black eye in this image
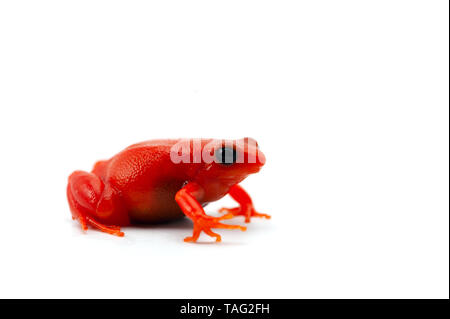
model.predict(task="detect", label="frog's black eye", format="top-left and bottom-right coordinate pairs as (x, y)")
top-left (215, 147), bottom-right (237, 165)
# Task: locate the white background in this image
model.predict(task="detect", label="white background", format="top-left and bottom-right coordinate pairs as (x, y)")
top-left (0, 1), bottom-right (448, 298)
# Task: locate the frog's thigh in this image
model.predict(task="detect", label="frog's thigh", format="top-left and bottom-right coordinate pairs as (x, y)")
top-left (68, 170), bottom-right (104, 213)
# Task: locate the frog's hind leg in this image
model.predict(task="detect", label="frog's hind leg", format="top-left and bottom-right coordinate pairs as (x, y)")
top-left (67, 171), bottom-right (125, 237)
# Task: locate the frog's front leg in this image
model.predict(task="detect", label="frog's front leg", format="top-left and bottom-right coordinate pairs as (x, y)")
top-left (175, 182), bottom-right (247, 243)
top-left (219, 184), bottom-right (271, 223)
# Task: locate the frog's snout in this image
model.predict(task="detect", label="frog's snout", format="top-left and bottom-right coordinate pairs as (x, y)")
top-left (257, 149), bottom-right (266, 166)
top-left (252, 150), bottom-right (265, 172)
top-left (242, 137), bottom-right (265, 172)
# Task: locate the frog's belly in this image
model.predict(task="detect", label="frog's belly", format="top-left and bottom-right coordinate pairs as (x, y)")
top-left (128, 206), bottom-right (185, 224)
top-left (124, 186), bottom-right (186, 224)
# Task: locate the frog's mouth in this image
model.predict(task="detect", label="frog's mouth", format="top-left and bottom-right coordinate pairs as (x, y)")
top-left (249, 165), bottom-right (263, 173)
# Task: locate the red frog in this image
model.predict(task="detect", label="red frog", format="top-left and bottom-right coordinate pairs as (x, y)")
top-left (67, 138), bottom-right (269, 242)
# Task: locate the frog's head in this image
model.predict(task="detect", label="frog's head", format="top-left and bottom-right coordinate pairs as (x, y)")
top-left (192, 137), bottom-right (265, 191)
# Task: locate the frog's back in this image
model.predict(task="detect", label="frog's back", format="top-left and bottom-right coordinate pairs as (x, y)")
top-left (102, 139), bottom-right (191, 223)
top-left (124, 139), bottom-right (180, 151)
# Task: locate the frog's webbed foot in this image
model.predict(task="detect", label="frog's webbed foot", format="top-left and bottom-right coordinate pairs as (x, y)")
top-left (219, 206), bottom-right (271, 223)
top-left (218, 184), bottom-right (270, 223)
top-left (67, 171), bottom-right (125, 237)
top-left (183, 215), bottom-right (246, 243)
top-left (175, 182), bottom-right (246, 243)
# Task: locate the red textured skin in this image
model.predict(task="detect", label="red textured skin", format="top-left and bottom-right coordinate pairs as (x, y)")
top-left (67, 138), bottom-right (266, 240)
